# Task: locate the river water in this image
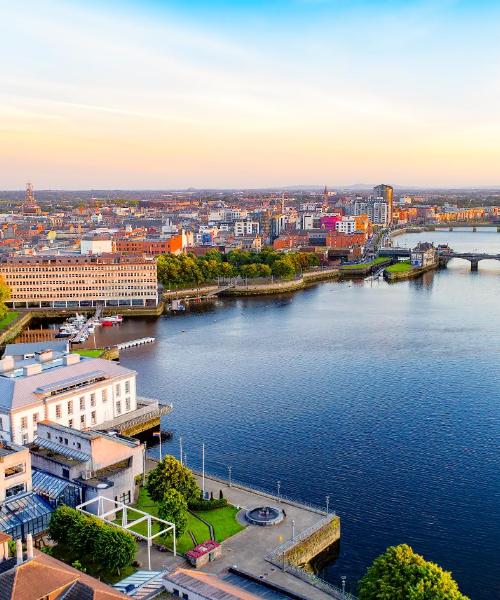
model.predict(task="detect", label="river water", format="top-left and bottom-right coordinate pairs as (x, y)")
top-left (32, 228), bottom-right (500, 598)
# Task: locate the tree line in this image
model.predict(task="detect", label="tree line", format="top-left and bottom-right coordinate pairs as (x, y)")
top-left (157, 248), bottom-right (319, 287)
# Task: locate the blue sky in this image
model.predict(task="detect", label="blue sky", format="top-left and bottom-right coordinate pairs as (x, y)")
top-left (1, 0), bottom-right (499, 188)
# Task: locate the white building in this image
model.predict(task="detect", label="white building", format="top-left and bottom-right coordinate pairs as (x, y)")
top-left (234, 220), bottom-right (260, 236)
top-left (80, 235), bottom-right (114, 255)
top-left (296, 214), bottom-right (315, 230)
top-left (0, 347), bottom-right (137, 445)
top-left (335, 217), bottom-right (357, 234)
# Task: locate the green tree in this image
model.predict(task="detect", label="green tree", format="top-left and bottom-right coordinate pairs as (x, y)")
top-left (0, 276), bottom-right (11, 320)
top-left (358, 544), bottom-right (469, 600)
top-left (94, 525), bottom-right (136, 574)
top-left (147, 455), bottom-right (200, 504)
top-left (158, 488), bottom-right (188, 537)
top-left (271, 257), bottom-right (295, 279)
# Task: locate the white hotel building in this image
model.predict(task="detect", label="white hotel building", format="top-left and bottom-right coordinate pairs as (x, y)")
top-left (0, 348), bottom-right (138, 445)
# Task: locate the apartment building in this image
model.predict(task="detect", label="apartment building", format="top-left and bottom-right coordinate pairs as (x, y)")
top-left (0, 347), bottom-right (137, 445)
top-left (115, 234), bottom-right (183, 255)
top-left (0, 442), bottom-right (32, 503)
top-left (0, 253), bottom-right (158, 308)
top-left (234, 220), bottom-right (260, 236)
top-left (30, 422), bottom-right (143, 510)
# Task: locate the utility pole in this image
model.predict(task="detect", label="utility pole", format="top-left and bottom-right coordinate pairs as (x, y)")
top-left (341, 576), bottom-right (346, 597)
top-left (179, 436), bottom-right (183, 466)
top-left (291, 519), bottom-right (295, 540)
top-left (228, 465), bottom-right (232, 487)
top-left (326, 495), bottom-right (330, 514)
top-left (277, 480), bottom-right (281, 502)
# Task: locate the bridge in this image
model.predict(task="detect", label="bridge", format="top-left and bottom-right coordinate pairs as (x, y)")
top-left (439, 252), bottom-right (500, 271)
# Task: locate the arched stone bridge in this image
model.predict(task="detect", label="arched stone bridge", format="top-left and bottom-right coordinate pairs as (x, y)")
top-left (439, 252), bottom-right (500, 271)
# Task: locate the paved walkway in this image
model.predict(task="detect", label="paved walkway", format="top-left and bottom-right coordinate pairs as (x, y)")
top-left (193, 474), bottom-right (341, 600)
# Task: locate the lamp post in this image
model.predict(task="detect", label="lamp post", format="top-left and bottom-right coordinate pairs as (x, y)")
top-left (277, 480), bottom-right (281, 503)
top-left (202, 443), bottom-right (206, 499)
top-left (341, 576), bottom-right (346, 597)
top-left (291, 519), bottom-right (295, 540)
top-left (179, 436), bottom-right (183, 466)
top-left (326, 495), bottom-right (330, 514)
top-left (228, 465), bottom-right (232, 487)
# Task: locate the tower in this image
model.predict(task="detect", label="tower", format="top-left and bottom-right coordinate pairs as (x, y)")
top-left (22, 182), bottom-right (41, 215)
top-left (373, 184), bottom-right (393, 226)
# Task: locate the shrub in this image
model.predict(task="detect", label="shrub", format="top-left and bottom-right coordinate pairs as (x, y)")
top-left (188, 497), bottom-right (228, 511)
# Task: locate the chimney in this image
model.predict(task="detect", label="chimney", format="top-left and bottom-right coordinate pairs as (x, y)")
top-left (16, 539), bottom-right (23, 565)
top-left (26, 534), bottom-right (34, 560)
top-left (0, 356), bottom-right (15, 373)
top-left (23, 363), bottom-right (43, 377)
top-left (63, 353), bottom-right (80, 366)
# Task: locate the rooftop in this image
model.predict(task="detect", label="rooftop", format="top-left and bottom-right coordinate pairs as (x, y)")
top-left (0, 441), bottom-right (27, 458)
top-left (0, 356), bottom-right (135, 411)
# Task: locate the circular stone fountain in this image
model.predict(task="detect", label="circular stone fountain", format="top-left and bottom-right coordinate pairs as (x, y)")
top-left (245, 506), bottom-right (284, 526)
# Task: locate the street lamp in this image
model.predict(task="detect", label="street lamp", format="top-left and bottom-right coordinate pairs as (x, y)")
top-left (291, 519), bottom-right (295, 540)
top-left (341, 576), bottom-right (346, 597)
top-left (228, 465), bottom-right (232, 487)
top-left (326, 495), bottom-right (330, 514)
top-left (277, 480), bottom-right (281, 502)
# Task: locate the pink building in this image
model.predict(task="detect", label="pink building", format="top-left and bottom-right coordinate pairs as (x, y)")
top-left (320, 215), bottom-right (341, 231)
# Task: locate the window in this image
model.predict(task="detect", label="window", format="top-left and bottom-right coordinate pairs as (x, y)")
top-left (62, 468), bottom-right (70, 479)
top-left (5, 463), bottom-right (25, 478)
top-left (80, 414), bottom-right (85, 426)
top-left (91, 411), bottom-right (96, 425)
top-left (90, 393), bottom-right (96, 407)
top-left (116, 401), bottom-right (121, 415)
top-left (55, 404), bottom-right (62, 419)
top-left (67, 400), bottom-right (73, 415)
top-left (6, 483), bottom-right (25, 498)
top-left (125, 380), bottom-right (130, 394)
top-left (21, 417), bottom-right (28, 430)
top-left (80, 397), bottom-right (85, 410)
top-left (33, 413), bottom-right (39, 424)
top-left (102, 389), bottom-right (108, 402)
top-left (21, 433), bottom-right (29, 445)
top-left (68, 419), bottom-right (74, 428)
top-left (115, 384), bottom-right (121, 397)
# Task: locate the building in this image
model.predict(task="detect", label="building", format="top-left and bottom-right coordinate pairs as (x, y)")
top-left (373, 184), bottom-right (394, 225)
top-left (234, 220), bottom-right (260, 236)
top-left (410, 242), bottom-right (437, 268)
top-left (0, 442), bottom-right (32, 503)
top-left (80, 234), bottom-right (114, 255)
top-left (163, 568), bottom-right (261, 600)
top-left (0, 253), bottom-right (158, 308)
top-left (0, 533), bottom-right (127, 599)
top-left (115, 234), bottom-right (183, 255)
top-left (21, 183), bottom-right (42, 216)
top-left (29, 421), bottom-right (143, 510)
top-left (354, 199), bottom-right (388, 226)
top-left (0, 347), bottom-right (138, 445)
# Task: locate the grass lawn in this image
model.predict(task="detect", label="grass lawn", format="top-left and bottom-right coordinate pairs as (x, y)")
top-left (386, 260), bottom-right (413, 273)
top-left (132, 487), bottom-right (244, 555)
top-left (48, 543), bottom-right (136, 584)
top-left (194, 505), bottom-right (244, 542)
top-left (341, 256), bottom-right (388, 270)
top-left (0, 311), bottom-right (19, 330)
top-left (73, 348), bottom-right (104, 358)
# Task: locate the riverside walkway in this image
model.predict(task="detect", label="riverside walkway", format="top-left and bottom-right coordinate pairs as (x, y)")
top-left (191, 473), bottom-right (352, 600)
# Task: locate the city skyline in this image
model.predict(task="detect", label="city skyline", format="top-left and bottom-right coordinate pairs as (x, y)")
top-left (2, 0), bottom-right (500, 188)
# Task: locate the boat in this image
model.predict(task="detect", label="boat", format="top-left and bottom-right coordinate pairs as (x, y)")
top-left (100, 315), bottom-right (123, 326)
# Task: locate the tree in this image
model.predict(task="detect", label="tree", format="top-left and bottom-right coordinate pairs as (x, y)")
top-left (271, 257), bottom-right (295, 279)
top-left (157, 488), bottom-right (188, 537)
top-left (94, 525), bottom-right (136, 574)
top-left (0, 276), bottom-right (11, 320)
top-left (147, 455), bottom-right (200, 504)
top-left (358, 544), bottom-right (469, 600)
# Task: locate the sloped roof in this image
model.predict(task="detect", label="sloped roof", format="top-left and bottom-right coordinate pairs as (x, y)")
top-left (0, 358), bottom-right (135, 411)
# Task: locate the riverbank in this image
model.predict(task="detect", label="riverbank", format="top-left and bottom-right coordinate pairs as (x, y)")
top-left (384, 261), bottom-right (438, 281)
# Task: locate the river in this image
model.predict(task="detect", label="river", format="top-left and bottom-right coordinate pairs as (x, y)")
top-left (27, 228), bottom-right (500, 598)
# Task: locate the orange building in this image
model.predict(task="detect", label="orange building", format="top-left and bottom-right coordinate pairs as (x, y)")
top-left (115, 235), bottom-right (183, 255)
top-left (326, 231), bottom-right (367, 248)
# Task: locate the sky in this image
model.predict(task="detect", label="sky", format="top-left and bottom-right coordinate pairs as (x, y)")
top-left (1, 0), bottom-right (500, 189)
